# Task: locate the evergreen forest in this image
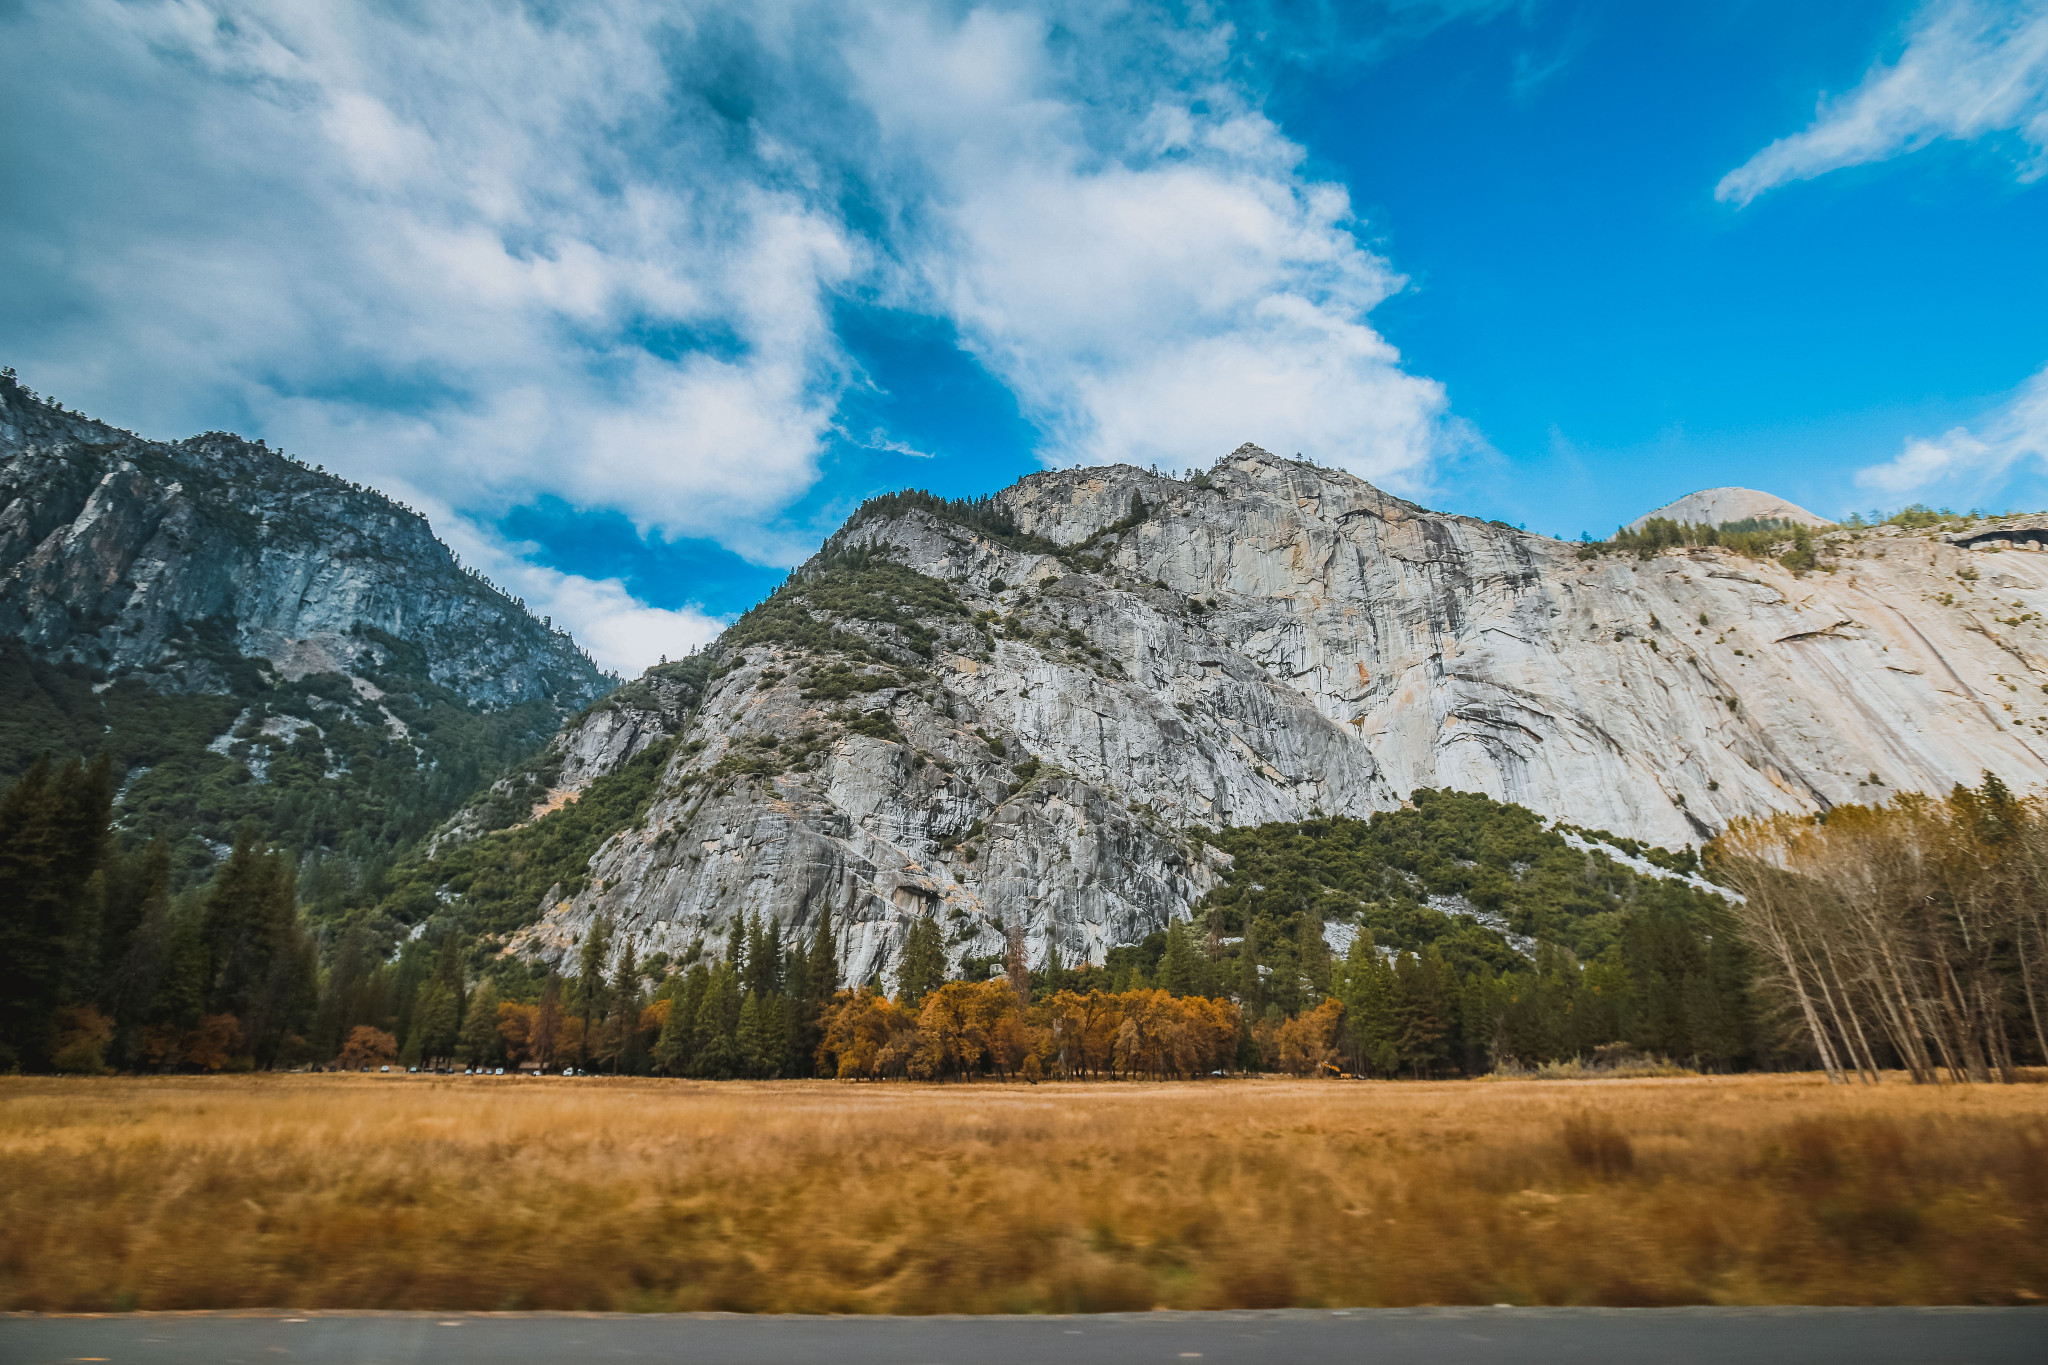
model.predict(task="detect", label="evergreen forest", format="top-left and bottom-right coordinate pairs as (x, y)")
top-left (0, 740), bottom-right (1798, 1080)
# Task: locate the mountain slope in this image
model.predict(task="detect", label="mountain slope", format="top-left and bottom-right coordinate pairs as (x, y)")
top-left (0, 373), bottom-right (611, 882)
top-left (414, 446), bottom-right (2048, 985)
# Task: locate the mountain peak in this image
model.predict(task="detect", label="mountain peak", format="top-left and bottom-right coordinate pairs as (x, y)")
top-left (1628, 487), bottom-right (1829, 532)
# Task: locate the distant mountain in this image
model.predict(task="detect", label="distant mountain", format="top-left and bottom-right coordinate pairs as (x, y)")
top-left (0, 371), bottom-right (611, 885)
top-left (1628, 487), bottom-right (1829, 531)
top-left (399, 446), bottom-right (2048, 986)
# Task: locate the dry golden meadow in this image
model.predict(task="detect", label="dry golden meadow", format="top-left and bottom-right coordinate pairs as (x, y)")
top-left (4, 1073), bottom-right (2045, 1313)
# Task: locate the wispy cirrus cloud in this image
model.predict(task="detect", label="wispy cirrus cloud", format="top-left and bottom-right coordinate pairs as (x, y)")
top-left (1718, 0), bottom-right (2048, 206)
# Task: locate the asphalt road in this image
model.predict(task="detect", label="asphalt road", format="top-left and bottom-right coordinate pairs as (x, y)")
top-left (4, 1308), bottom-right (2043, 1365)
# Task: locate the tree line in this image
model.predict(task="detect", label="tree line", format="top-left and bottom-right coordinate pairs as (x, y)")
top-left (9, 746), bottom-right (2041, 1081)
top-left (0, 757), bottom-right (1770, 1078)
top-left (0, 755), bottom-right (314, 1072)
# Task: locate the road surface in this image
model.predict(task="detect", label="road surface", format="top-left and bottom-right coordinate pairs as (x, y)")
top-left (3, 1307), bottom-right (2042, 1364)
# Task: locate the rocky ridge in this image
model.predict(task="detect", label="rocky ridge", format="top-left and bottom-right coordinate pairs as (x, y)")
top-left (488, 446), bottom-right (2048, 985)
top-left (0, 373), bottom-right (611, 875)
top-left (0, 373), bottom-right (604, 705)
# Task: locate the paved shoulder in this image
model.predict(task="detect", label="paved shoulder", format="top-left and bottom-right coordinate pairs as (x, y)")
top-left (4, 1307), bottom-right (2042, 1365)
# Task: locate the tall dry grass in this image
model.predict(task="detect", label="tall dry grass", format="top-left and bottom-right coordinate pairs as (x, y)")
top-left (3, 1073), bottom-right (2045, 1312)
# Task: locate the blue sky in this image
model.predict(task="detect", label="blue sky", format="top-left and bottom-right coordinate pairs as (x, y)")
top-left (4, 1), bottom-right (2046, 671)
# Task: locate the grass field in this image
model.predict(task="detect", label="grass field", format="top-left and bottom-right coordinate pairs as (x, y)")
top-left (3, 1073), bottom-right (2045, 1312)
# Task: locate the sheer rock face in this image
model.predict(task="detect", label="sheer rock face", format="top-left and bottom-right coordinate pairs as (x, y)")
top-left (508, 445), bottom-right (2048, 985)
top-left (0, 376), bottom-right (606, 708)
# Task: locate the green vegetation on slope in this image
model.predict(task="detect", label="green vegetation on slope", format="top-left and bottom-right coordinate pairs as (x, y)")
top-left (1198, 790), bottom-right (1723, 965)
top-left (375, 736), bottom-right (680, 945)
top-left (840, 485), bottom-right (1153, 576)
top-left (1175, 790), bottom-right (1765, 1074)
top-left (1579, 516), bottom-right (1819, 567)
top-left (721, 545), bottom-right (974, 660)
top-left (0, 623), bottom-right (572, 893)
top-left (845, 489), bottom-right (1064, 558)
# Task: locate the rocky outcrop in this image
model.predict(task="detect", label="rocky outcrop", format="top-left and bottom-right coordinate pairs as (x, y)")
top-left (499, 446), bottom-right (2048, 986)
top-left (1629, 486), bottom-right (1829, 531)
top-left (425, 660), bottom-right (709, 856)
top-left (0, 373), bottom-right (606, 707)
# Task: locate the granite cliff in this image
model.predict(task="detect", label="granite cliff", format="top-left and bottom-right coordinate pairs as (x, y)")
top-left (452, 446), bottom-right (2048, 985)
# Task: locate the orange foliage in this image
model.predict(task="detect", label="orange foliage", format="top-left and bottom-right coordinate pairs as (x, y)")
top-left (333, 1026), bottom-right (398, 1071)
top-left (1278, 999), bottom-right (1346, 1076)
top-left (183, 1015), bottom-right (245, 1072)
top-left (816, 989), bottom-right (920, 1079)
top-left (818, 984), bottom-right (1242, 1082)
top-left (495, 1002), bottom-right (537, 1065)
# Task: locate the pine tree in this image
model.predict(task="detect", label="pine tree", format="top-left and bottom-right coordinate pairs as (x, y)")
top-left (147, 894), bottom-right (211, 1058)
top-left (50, 755), bottom-right (114, 1010)
top-left (725, 913), bottom-right (749, 983)
top-left (738, 990), bottom-right (781, 1077)
top-left (692, 961), bottom-right (742, 1078)
top-left (201, 832), bottom-right (284, 1019)
top-left (1296, 913), bottom-right (1332, 999)
top-left (1158, 919), bottom-right (1202, 997)
top-left (1693, 912), bottom-right (1754, 1070)
top-left (656, 962), bottom-right (709, 1075)
top-left (1234, 921), bottom-right (1265, 1014)
top-left (99, 838), bottom-right (171, 1068)
top-left (1395, 946), bottom-right (1455, 1078)
top-left (408, 978), bottom-right (460, 1066)
top-left (0, 755), bottom-right (113, 1070)
top-left (461, 979), bottom-right (503, 1066)
top-left (899, 915), bottom-right (947, 1008)
top-left (573, 915), bottom-right (613, 1069)
top-left (782, 936), bottom-right (812, 1075)
top-left (744, 916), bottom-right (783, 999)
top-left (532, 971), bottom-right (564, 1070)
top-left (809, 911), bottom-right (839, 997)
top-left (200, 829), bottom-right (314, 1067)
top-left (1577, 946), bottom-right (1632, 1058)
top-left (312, 926), bottom-right (372, 1061)
top-left (248, 916), bottom-right (318, 1069)
top-left (795, 913), bottom-right (839, 1076)
top-left (1456, 965), bottom-right (1511, 1074)
top-left (415, 934), bottom-right (468, 1066)
top-left (1005, 916), bottom-right (1031, 1000)
top-left (1621, 902), bottom-right (1697, 1058)
top-left (609, 937), bottom-right (645, 1074)
top-left (1335, 931), bottom-right (1400, 1076)
top-left (1042, 938), bottom-right (1070, 996)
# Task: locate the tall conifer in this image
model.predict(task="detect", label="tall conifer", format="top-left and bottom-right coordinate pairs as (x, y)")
top-left (899, 915), bottom-right (946, 1008)
top-left (461, 979), bottom-right (503, 1066)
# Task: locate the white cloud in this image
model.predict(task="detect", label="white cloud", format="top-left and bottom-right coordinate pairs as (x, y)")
top-left (2, 0), bottom-right (1472, 656)
top-left (6, 1), bottom-right (856, 545)
top-left (1718, 0), bottom-right (2048, 206)
top-left (430, 511), bottom-right (727, 677)
top-left (851, 8), bottom-right (1464, 486)
top-left (510, 569), bottom-right (727, 679)
top-left (1856, 363), bottom-right (2048, 498)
